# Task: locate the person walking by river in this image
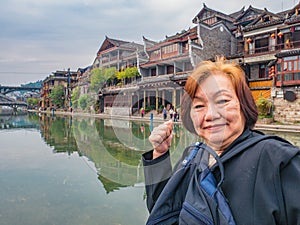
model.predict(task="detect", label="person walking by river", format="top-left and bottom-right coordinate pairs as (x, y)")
top-left (169, 107), bottom-right (174, 120)
top-left (140, 107), bottom-right (145, 118)
top-left (162, 106), bottom-right (167, 120)
top-left (173, 108), bottom-right (178, 122)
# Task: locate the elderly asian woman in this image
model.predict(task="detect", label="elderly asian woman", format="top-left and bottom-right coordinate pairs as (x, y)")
top-left (142, 57), bottom-right (300, 225)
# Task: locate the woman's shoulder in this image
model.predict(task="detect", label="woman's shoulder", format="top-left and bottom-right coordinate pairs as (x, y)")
top-left (250, 132), bottom-right (299, 166)
top-left (227, 129), bottom-right (299, 163)
top-left (251, 130), bottom-right (297, 150)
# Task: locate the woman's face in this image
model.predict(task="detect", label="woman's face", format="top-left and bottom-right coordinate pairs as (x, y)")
top-left (190, 72), bottom-right (246, 151)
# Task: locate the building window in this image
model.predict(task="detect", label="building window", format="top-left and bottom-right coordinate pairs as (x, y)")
top-left (167, 65), bottom-right (174, 74)
top-left (259, 64), bottom-right (268, 78)
top-left (182, 42), bottom-right (189, 52)
top-left (255, 37), bottom-right (269, 53)
top-left (151, 68), bottom-right (156, 76)
top-left (262, 16), bottom-right (270, 22)
top-left (277, 63), bottom-right (281, 72)
top-left (284, 73), bottom-right (293, 81)
top-left (150, 50), bottom-right (160, 59)
top-left (293, 30), bottom-right (300, 48)
top-left (185, 62), bottom-right (193, 71)
top-left (277, 74), bottom-right (281, 81)
top-left (277, 55), bottom-right (300, 85)
top-left (203, 17), bottom-right (217, 25)
top-left (162, 44), bottom-right (178, 54)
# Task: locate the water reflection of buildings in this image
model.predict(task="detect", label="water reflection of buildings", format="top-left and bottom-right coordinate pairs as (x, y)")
top-left (0, 114), bottom-right (40, 129)
top-left (72, 118), bottom-right (147, 192)
top-left (39, 114), bottom-right (78, 154)
top-left (38, 114), bottom-right (146, 193)
top-left (72, 117), bottom-right (197, 193)
top-left (35, 114), bottom-right (300, 194)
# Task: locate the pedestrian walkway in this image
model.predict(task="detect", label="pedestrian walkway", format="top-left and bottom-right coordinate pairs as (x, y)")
top-left (254, 123), bottom-right (300, 133)
top-left (29, 109), bottom-right (300, 132)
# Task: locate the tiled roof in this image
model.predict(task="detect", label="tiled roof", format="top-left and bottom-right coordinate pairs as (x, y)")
top-left (229, 6), bottom-right (245, 18)
top-left (243, 18), bottom-right (284, 31)
top-left (106, 36), bottom-right (129, 47)
top-left (234, 5), bottom-right (265, 21)
top-left (192, 3), bottom-right (235, 24)
top-left (276, 49), bottom-right (300, 57)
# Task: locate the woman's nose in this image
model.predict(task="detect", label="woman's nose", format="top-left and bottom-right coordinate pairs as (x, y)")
top-left (204, 103), bottom-right (220, 121)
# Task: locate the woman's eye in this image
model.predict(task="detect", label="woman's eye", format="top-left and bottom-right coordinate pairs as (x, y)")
top-left (194, 104), bottom-right (204, 109)
top-left (217, 99), bottom-right (229, 104)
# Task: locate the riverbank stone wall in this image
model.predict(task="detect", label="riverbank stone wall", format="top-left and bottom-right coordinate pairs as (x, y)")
top-left (272, 88), bottom-right (300, 124)
top-left (104, 106), bottom-right (131, 116)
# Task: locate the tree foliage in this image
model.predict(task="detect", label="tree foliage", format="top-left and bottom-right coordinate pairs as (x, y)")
top-left (105, 67), bottom-right (117, 80)
top-left (78, 94), bottom-right (88, 110)
top-left (26, 97), bottom-right (39, 108)
top-left (117, 67), bottom-right (140, 80)
top-left (49, 85), bottom-right (65, 108)
top-left (71, 86), bottom-right (80, 109)
top-left (256, 96), bottom-right (273, 117)
top-left (125, 67), bottom-right (140, 78)
top-left (116, 70), bottom-right (125, 80)
top-left (78, 94), bottom-right (94, 111)
top-left (90, 67), bottom-right (117, 92)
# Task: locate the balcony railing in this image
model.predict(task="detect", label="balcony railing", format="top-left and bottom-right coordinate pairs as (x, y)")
top-left (244, 39), bottom-right (300, 57)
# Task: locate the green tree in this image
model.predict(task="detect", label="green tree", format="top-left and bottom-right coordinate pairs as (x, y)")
top-left (90, 68), bottom-right (105, 92)
top-left (116, 70), bottom-right (125, 79)
top-left (256, 96), bottom-right (273, 117)
top-left (71, 86), bottom-right (80, 109)
top-left (116, 67), bottom-right (140, 85)
top-left (78, 94), bottom-right (94, 111)
top-left (49, 85), bottom-right (65, 108)
top-left (26, 97), bottom-right (39, 109)
top-left (90, 67), bottom-right (117, 92)
top-left (124, 67), bottom-right (140, 78)
top-left (78, 94), bottom-right (88, 110)
top-left (104, 67), bottom-right (117, 82)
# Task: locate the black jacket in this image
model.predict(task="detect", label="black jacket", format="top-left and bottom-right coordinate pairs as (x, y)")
top-left (143, 129), bottom-right (300, 225)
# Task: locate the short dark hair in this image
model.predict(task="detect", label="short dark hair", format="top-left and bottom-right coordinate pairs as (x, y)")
top-left (181, 56), bottom-right (258, 135)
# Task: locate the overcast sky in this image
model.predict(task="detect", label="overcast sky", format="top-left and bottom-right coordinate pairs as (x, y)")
top-left (0, 0), bottom-right (296, 86)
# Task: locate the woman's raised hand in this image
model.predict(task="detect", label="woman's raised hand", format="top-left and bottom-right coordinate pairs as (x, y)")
top-left (149, 120), bottom-right (174, 159)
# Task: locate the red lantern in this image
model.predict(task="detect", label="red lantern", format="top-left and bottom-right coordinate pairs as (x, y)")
top-left (271, 33), bottom-right (276, 39)
top-left (269, 66), bottom-right (275, 77)
top-left (246, 38), bottom-right (253, 44)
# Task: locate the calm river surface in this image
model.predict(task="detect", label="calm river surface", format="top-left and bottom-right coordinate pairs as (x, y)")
top-left (0, 113), bottom-right (299, 225)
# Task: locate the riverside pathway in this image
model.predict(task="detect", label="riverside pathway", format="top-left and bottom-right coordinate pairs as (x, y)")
top-left (30, 109), bottom-right (300, 133)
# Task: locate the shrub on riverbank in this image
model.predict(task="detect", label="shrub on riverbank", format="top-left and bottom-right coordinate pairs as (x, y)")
top-left (256, 96), bottom-right (273, 118)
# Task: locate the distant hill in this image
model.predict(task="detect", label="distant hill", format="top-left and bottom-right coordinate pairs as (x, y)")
top-left (21, 80), bottom-right (42, 88)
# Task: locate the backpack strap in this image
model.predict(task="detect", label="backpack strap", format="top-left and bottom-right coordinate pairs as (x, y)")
top-left (181, 142), bottom-right (203, 168)
top-left (181, 142), bottom-right (226, 188)
top-left (181, 133), bottom-right (290, 187)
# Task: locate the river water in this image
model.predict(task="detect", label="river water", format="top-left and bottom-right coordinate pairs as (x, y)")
top-left (0, 113), bottom-right (299, 225)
